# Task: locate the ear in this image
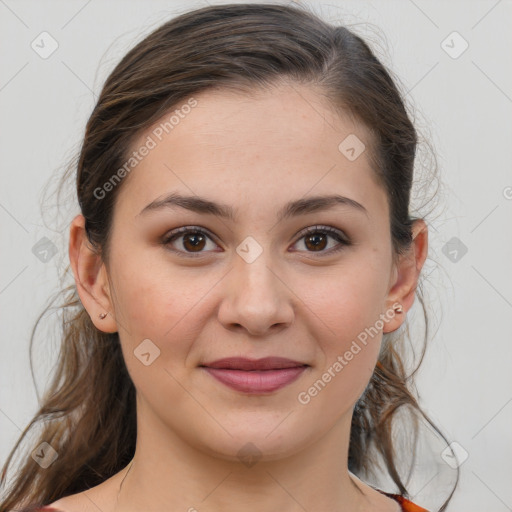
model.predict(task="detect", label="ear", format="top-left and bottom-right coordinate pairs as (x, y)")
top-left (382, 219), bottom-right (428, 333)
top-left (68, 214), bottom-right (118, 333)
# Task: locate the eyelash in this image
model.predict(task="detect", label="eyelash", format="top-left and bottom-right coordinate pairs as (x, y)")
top-left (161, 225), bottom-right (351, 258)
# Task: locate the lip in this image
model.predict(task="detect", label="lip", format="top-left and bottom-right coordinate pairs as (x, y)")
top-left (202, 367), bottom-right (308, 394)
top-left (200, 357), bottom-right (309, 394)
top-left (201, 357), bottom-right (307, 371)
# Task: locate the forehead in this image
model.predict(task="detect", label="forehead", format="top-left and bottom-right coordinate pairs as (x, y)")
top-left (115, 82), bottom-right (387, 221)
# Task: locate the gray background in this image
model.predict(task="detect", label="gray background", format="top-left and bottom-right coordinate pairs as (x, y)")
top-left (1, 1), bottom-right (511, 510)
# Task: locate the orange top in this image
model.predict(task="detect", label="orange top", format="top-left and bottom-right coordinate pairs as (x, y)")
top-left (377, 489), bottom-right (430, 512)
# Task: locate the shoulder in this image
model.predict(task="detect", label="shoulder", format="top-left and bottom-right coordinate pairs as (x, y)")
top-left (376, 490), bottom-right (431, 512)
top-left (397, 496), bottom-right (430, 512)
top-left (8, 505), bottom-right (65, 512)
top-left (21, 466), bottom-right (128, 512)
top-left (34, 496), bottom-right (88, 512)
top-left (17, 495), bottom-right (84, 512)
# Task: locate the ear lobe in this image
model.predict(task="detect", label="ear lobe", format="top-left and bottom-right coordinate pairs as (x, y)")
top-left (68, 214), bottom-right (118, 333)
top-left (383, 219), bottom-right (428, 333)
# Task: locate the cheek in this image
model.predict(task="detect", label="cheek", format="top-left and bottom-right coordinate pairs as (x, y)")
top-left (300, 256), bottom-right (387, 392)
top-left (304, 255), bottom-right (389, 340)
top-left (110, 251), bottom-right (206, 401)
top-left (108, 245), bottom-right (196, 335)
top-left (298, 286), bottom-right (382, 417)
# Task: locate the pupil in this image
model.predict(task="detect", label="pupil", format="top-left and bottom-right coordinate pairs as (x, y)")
top-left (307, 233), bottom-right (326, 251)
top-left (184, 233), bottom-right (205, 251)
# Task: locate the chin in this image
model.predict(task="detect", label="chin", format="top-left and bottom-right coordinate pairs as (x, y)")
top-left (193, 422), bottom-right (313, 464)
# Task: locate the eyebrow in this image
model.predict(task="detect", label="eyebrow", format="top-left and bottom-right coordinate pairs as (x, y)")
top-left (137, 192), bottom-right (369, 221)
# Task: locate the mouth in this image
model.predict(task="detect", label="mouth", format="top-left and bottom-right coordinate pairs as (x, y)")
top-left (200, 356), bottom-right (308, 371)
top-left (199, 357), bottom-right (309, 394)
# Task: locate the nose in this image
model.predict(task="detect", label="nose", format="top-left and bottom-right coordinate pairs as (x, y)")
top-left (217, 250), bottom-right (294, 337)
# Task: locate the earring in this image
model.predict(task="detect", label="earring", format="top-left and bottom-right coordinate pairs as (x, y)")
top-left (99, 312), bottom-right (107, 319)
top-left (393, 303), bottom-right (403, 314)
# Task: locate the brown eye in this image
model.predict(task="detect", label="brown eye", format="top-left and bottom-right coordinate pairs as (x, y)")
top-left (292, 226), bottom-right (350, 255)
top-left (304, 232), bottom-right (328, 251)
top-left (162, 227), bottom-right (218, 257)
top-left (182, 232), bottom-right (206, 252)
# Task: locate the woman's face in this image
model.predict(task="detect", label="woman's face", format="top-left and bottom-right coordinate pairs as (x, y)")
top-left (87, 82), bottom-right (412, 461)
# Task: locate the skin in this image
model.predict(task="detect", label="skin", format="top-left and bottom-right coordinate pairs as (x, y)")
top-left (58, 81), bottom-right (427, 512)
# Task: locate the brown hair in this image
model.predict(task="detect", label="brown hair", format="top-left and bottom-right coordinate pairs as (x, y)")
top-left (1, 3), bottom-right (458, 511)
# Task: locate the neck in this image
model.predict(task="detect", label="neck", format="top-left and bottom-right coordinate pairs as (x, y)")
top-left (113, 395), bottom-right (374, 512)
